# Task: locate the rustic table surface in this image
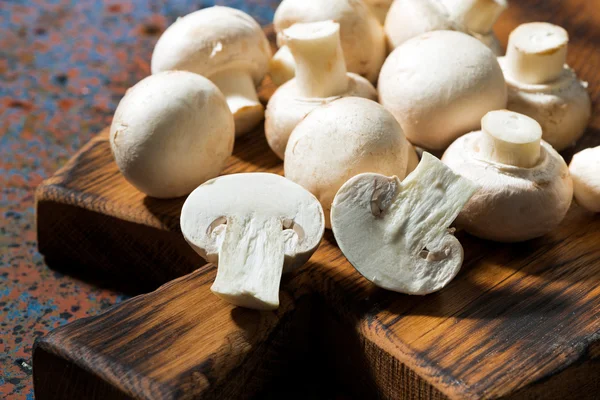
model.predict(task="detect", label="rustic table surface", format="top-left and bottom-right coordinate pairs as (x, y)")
top-left (2, 0), bottom-right (600, 399)
top-left (0, 1), bottom-right (278, 398)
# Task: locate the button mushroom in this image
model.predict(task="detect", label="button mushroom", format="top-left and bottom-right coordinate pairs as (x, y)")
top-left (151, 6), bottom-right (272, 136)
top-left (569, 147), bottom-right (600, 213)
top-left (385, 0), bottom-right (506, 55)
top-left (442, 110), bottom-right (573, 242)
top-left (284, 97), bottom-right (416, 228)
top-left (265, 21), bottom-right (377, 160)
top-left (180, 173), bottom-right (325, 310)
top-left (331, 153), bottom-right (478, 294)
top-left (110, 71), bottom-right (234, 199)
top-left (440, 0), bottom-right (507, 54)
top-left (378, 30), bottom-right (507, 151)
top-left (498, 22), bottom-right (592, 151)
top-left (270, 0), bottom-right (386, 86)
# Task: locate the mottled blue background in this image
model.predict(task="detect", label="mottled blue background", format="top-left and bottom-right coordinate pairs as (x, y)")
top-left (0, 1), bottom-right (279, 398)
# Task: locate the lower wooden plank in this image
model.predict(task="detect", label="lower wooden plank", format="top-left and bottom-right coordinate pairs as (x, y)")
top-left (33, 268), bottom-right (313, 400)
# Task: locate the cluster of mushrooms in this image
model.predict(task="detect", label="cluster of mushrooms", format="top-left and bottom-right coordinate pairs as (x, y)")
top-left (109, 0), bottom-right (599, 310)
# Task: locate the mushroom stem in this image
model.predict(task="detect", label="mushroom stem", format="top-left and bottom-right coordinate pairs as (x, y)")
top-left (210, 68), bottom-right (264, 135)
top-left (270, 46), bottom-right (296, 86)
top-left (211, 214), bottom-right (284, 310)
top-left (505, 22), bottom-right (569, 84)
top-left (283, 21), bottom-right (349, 98)
top-left (479, 110), bottom-right (543, 168)
top-left (441, 0), bottom-right (507, 34)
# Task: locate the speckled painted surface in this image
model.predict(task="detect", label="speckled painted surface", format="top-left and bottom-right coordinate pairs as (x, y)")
top-left (0, 1), bottom-right (279, 398)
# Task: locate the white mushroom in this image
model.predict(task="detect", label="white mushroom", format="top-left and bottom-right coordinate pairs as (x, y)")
top-left (270, 0), bottom-right (386, 86)
top-left (363, 0), bottom-right (394, 24)
top-left (110, 71), bottom-right (234, 199)
top-left (331, 153), bottom-right (478, 294)
top-left (498, 22), bottom-right (592, 151)
top-left (440, 0), bottom-right (507, 36)
top-left (385, 0), bottom-right (506, 55)
top-left (284, 97), bottom-right (416, 228)
top-left (569, 147), bottom-right (600, 212)
top-left (442, 110), bottom-right (573, 242)
top-left (379, 31), bottom-right (507, 151)
top-left (180, 173), bottom-right (325, 310)
top-left (269, 46), bottom-right (296, 90)
top-left (151, 6), bottom-right (272, 136)
top-left (265, 21), bottom-right (377, 160)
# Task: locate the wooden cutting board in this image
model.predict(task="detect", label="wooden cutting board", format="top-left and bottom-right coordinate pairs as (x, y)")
top-left (34, 2), bottom-right (600, 399)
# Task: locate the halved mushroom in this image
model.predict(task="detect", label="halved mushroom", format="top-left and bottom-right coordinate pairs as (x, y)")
top-left (151, 6), bottom-right (272, 136)
top-left (569, 146), bottom-right (600, 213)
top-left (331, 153), bottom-right (478, 294)
top-left (110, 71), bottom-right (234, 199)
top-left (271, 0), bottom-right (386, 86)
top-left (265, 21), bottom-right (377, 160)
top-left (442, 110), bottom-right (573, 242)
top-left (498, 22), bottom-right (591, 151)
top-left (180, 173), bottom-right (325, 310)
top-left (385, 0), bottom-right (506, 55)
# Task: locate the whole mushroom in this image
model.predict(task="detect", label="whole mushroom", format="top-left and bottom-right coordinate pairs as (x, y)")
top-left (442, 110), bottom-right (573, 242)
top-left (569, 147), bottom-right (600, 212)
top-left (181, 173), bottom-right (325, 310)
top-left (265, 21), bottom-right (377, 160)
top-left (385, 0), bottom-right (506, 55)
top-left (151, 6), bottom-right (272, 136)
top-left (378, 30), bottom-right (507, 151)
top-left (498, 22), bottom-right (592, 151)
top-left (110, 71), bottom-right (234, 199)
top-left (285, 97), bottom-right (416, 228)
top-left (270, 0), bottom-right (386, 86)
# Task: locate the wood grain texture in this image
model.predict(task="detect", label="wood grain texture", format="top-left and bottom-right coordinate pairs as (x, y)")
top-left (35, 2), bottom-right (600, 399)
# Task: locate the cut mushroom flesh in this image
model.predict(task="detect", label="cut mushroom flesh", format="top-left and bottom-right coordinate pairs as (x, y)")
top-left (331, 153), bottom-right (478, 295)
top-left (180, 173), bottom-right (325, 310)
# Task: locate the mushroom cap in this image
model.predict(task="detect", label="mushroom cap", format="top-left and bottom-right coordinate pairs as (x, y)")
top-left (274, 0), bottom-right (386, 83)
top-left (569, 147), bottom-right (600, 212)
top-left (151, 6), bottom-right (271, 84)
top-left (378, 30), bottom-right (507, 151)
top-left (180, 173), bottom-right (325, 272)
top-left (265, 73), bottom-right (377, 160)
top-left (284, 97), bottom-right (412, 228)
top-left (442, 131), bottom-right (573, 242)
top-left (499, 58), bottom-right (592, 151)
top-left (110, 71), bottom-right (234, 199)
top-left (385, 0), bottom-right (458, 49)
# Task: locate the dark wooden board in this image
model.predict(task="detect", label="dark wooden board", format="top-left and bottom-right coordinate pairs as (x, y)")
top-left (34, 2), bottom-right (600, 399)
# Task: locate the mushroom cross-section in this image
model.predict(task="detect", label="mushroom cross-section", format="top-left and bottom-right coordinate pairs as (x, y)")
top-left (331, 153), bottom-right (478, 295)
top-left (180, 173), bottom-right (325, 310)
top-left (151, 6), bottom-right (272, 136)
